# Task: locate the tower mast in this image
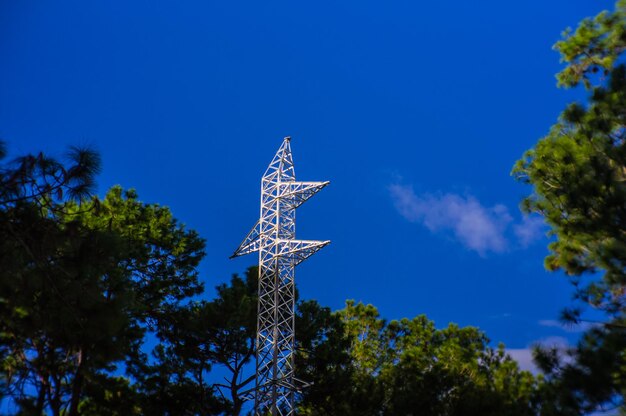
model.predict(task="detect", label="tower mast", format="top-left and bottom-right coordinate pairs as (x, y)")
top-left (231, 137), bottom-right (329, 416)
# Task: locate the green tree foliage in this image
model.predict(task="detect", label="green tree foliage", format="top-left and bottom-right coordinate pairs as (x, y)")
top-left (554, 0), bottom-right (626, 89)
top-left (513, 1), bottom-right (626, 412)
top-left (0, 144), bottom-right (205, 416)
top-left (297, 301), bottom-right (540, 416)
top-left (514, 0), bottom-right (626, 317)
top-left (294, 300), bottom-right (354, 415)
top-left (137, 268), bottom-right (258, 416)
top-left (0, 140), bottom-right (100, 208)
top-left (204, 268), bottom-right (257, 414)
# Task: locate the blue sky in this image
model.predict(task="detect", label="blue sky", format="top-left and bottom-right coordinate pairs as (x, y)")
top-left (0, 0), bottom-right (616, 371)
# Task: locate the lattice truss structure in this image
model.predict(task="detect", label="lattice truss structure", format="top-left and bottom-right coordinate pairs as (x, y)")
top-left (231, 137), bottom-right (329, 416)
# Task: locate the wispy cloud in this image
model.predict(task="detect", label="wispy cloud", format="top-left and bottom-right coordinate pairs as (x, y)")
top-left (388, 183), bottom-right (544, 255)
top-left (514, 216), bottom-right (545, 248)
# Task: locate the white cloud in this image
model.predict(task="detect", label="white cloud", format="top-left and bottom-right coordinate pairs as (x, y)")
top-left (514, 216), bottom-right (545, 247)
top-left (388, 183), bottom-right (545, 255)
top-left (507, 348), bottom-right (537, 373)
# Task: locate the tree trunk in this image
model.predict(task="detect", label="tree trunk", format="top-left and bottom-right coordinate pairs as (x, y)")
top-left (232, 397), bottom-right (243, 416)
top-left (230, 366), bottom-right (241, 416)
top-left (49, 380), bottom-right (61, 416)
top-left (35, 376), bottom-right (47, 415)
top-left (68, 348), bottom-right (85, 416)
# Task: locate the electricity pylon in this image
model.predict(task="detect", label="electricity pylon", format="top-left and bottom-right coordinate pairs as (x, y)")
top-left (231, 137), bottom-right (329, 416)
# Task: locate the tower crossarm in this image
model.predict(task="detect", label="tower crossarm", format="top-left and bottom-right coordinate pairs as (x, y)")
top-left (276, 239), bottom-right (330, 266)
top-left (279, 181), bottom-right (330, 209)
top-left (230, 220), bottom-right (261, 258)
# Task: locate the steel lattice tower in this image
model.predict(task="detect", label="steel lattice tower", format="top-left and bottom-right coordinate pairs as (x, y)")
top-left (231, 137), bottom-right (329, 416)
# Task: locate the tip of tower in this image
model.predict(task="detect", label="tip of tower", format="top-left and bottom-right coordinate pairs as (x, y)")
top-left (284, 136), bottom-right (291, 142)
